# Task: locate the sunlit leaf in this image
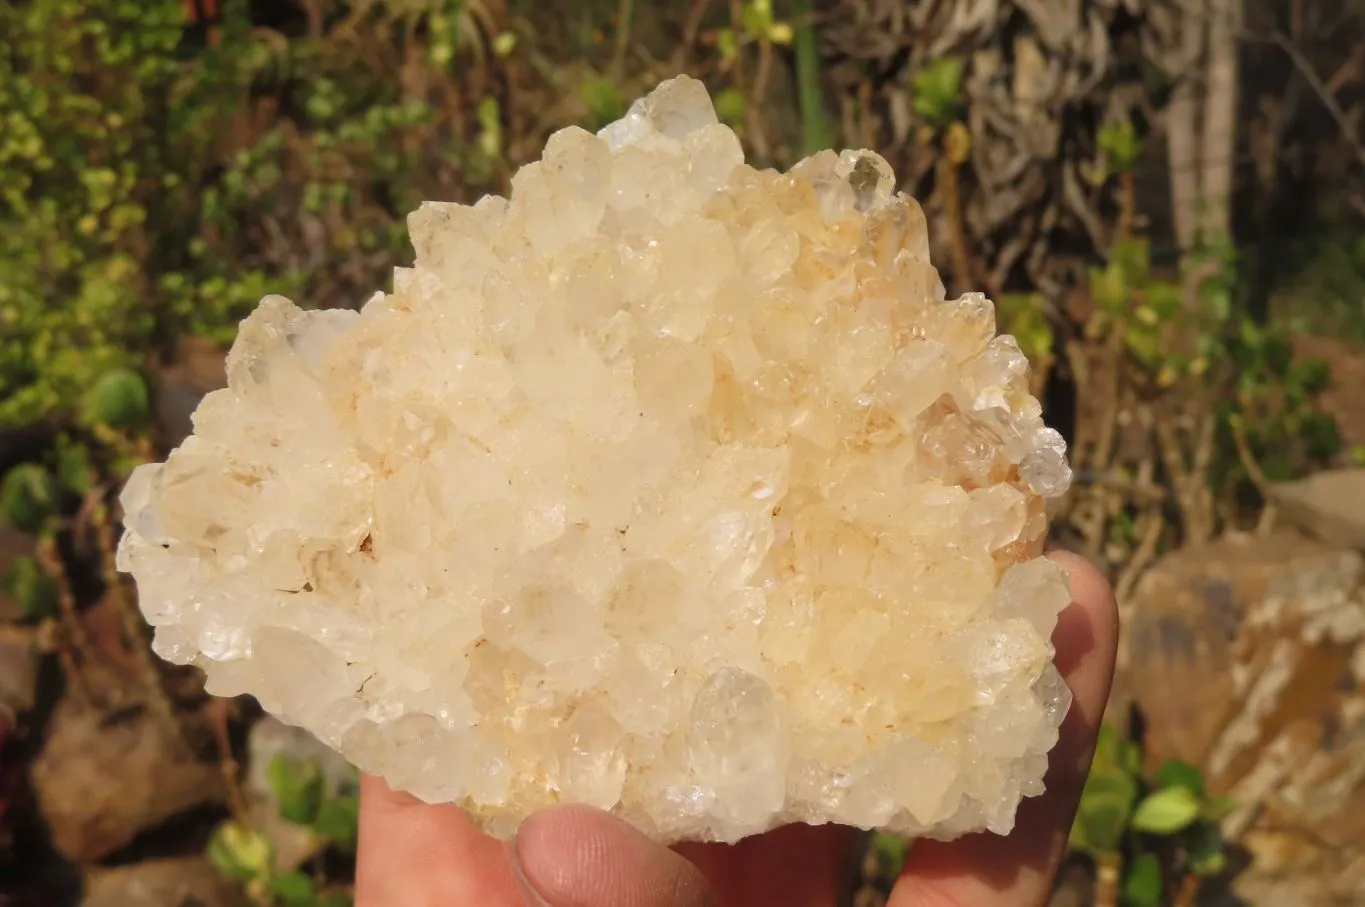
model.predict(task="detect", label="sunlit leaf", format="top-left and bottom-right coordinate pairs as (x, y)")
top-left (314, 793), bottom-right (360, 852)
top-left (0, 556), bottom-right (59, 621)
top-left (1154, 759), bottom-right (1204, 797)
top-left (1131, 786), bottom-right (1201, 836)
top-left (78, 367), bottom-right (150, 430)
top-left (0, 464), bottom-right (58, 533)
top-left (206, 821), bottom-right (273, 882)
top-left (1186, 822), bottom-right (1228, 877)
top-left (1122, 852), bottom-right (1164, 907)
top-left (270, 870), bottom-right (317, 906)
top-left (267, 754), bottom-right (325, 826)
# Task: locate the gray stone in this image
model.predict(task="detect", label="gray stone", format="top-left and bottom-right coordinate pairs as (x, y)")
top-left (1272, 469), bottom-right (1365, 551)
top-left (1122, 528), bottom-right (1365, 905)
top-left (81, 856), bottom-right (244, 907)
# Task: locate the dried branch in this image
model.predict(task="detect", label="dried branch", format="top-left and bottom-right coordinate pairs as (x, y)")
top-left (1268, 30), bottom-right (1365, 166)
top-left (1230, 416), bottom-right (1278, 535)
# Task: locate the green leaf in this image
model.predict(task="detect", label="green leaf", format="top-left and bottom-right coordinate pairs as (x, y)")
top-left (1111, 239), bottom-right (1152, 287)
top-left (1131, 785), bottom-right (1201, 836)
top-left (1154, 759), bottom-right (1204, 797)
top-left (1122, 853), bottom-right (1164, 907)
top-left (1286, 357), bottom-right (1332, 397)
top-left (1076, 759), bottom-right (1139, 854)
top-left (267, 755), bottom-right (325, 826)
top-left (0, 556), bottom-right (59, 621)
top-left (316, 892), bottom-right (353, 907)
top-left (1091, 262), bottom-right (1130, 313)
top-left (270, 870), bottom-right (317, 906)
top-left (1299, 411), bottom-right (1343, 461)
top-left (871, 832), bottom-right (909, 876)
top-left (1078, 798), bottom-right (1131, 854)
top-left (1202, 794), bottom-right (1236, 822)
top-left (0, 465), bottom-right (59, 534)
top-left (1145, 282), bottom-right (1182, 321)
top-left (206, 821), bottom-right (273, 882)
top-left (740, 0), bottom-right (775, 38)
top-left (714, 88), bottom-right (747, 128)
top-left (578, 75), bottom-right (626, 129)
top-left (1260, 336), bottom-right (1293, 379)
top-left (53, 437), bottom-right (93, 495)
top-left (314, 793), bottom-right (360, 852)
top-left (1186, 822), bottom-right (1228, 876)
top-left (78, 368), bottom-right (150, 430)
top-left (1098, 120), bottom-right (1141, 173)
top-left (911, 58), bottom-right (965, 127)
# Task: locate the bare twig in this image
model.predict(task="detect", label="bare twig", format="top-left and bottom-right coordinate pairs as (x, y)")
top-left (92, 503), bottom-right (184, 737)
top-left (1269, 30), bottom-right (1365, 166)
top-left (34, 538), bottom-right (94, 704)
top-left (1115, 506), bottom-right (1164, 605)
top-left (208, 696), bottom-right (249, 823)
top-left (679, 0), bottom-right (715, 65)
top-left (1094, 853), bottom-right (1122, 907)
top-left (609, 0), bottom-right (636, 81)
top-left (1174, 872), bottom-right (1203, 907)
top-left (1230, 417), bottom-right (1278, 534)
top-left (749, 36), bottom-right (774, 164)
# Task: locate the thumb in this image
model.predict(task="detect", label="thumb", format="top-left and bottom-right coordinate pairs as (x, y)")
top-left (510, 805), bottom-right (716, 907)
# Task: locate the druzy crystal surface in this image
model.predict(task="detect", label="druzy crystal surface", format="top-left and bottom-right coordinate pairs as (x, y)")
top-left (118, 76), bottom-right (1075, 844)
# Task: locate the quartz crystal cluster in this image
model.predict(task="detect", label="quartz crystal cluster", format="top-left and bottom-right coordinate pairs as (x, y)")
top-left (119, 75), bottom-right (1075, 844)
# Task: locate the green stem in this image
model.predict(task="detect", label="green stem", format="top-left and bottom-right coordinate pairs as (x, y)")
top-left (790, 0), bottom-right (832, 155)
top-left (610, 0), bottom-right (636, 81)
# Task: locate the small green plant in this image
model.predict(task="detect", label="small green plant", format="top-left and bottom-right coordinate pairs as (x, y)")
top-left (0, 464), bottom-right (59, 535)
top-left (996, 293), bottom-right (1056, 396)
top-left (911, 58), bottom-right (965, 128)
top-left (871, 830), bottom-right (910, 877)
top-left (207, 754), bottom-right (360, 907)
top-left (1069, 728), bottom-right (1234, 907)
top-left (1086, 238), bottom-right (1340, 511)
top-left (1096, 119), bottom-right (1142, 239)
top-left (0, 555), bottom-right (59, 621)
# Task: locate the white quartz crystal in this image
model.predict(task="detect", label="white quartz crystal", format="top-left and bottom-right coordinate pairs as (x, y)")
top-left (119, 76), bottom-right (1075, 844)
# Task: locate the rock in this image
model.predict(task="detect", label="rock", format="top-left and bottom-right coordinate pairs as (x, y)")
top-left (30, 695), bottom-right (225, 862)
top-left (0, 634), bottom-right (39, 718)
top-left (1272, 469), bottom-right (1365, 551)
top-left (81, 856), bottom-right (244, 907)
top-left (1122, 529), bottom-right (1365, 904)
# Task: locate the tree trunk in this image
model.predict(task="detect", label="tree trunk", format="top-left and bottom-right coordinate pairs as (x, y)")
top-left (1167, 0), bottom-right (1208, 254)
top-left (1199, 0), bottom-right (1243, 241)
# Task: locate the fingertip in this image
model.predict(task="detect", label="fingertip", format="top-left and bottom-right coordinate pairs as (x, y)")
top-left (1046, 549), bottom-right (1118, 635)
top-left (513, 805), bottom-right (714, 907)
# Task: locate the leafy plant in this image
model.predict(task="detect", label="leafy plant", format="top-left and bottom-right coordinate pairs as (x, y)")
top-left (207, 755), bottom-right (360, 907)
top-left (1086, 238), bottom-right (1340, 514)
top-left (912, 58), bottom-right (965, 128)
top-left (0, 464), bottom-right (59, 534)
top-left (1069, 729), bottom-right (1234, 907)
top-left (996, 293), bottom-right (1056, 395)
top-left (0, 556), bottom-right (58, 621)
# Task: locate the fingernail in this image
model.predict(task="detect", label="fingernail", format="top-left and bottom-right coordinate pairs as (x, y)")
top-left (507, 833), bottom-right (554, 907)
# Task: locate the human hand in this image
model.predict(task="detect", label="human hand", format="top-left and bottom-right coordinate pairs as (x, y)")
top-left (356, 549), bottom-right (1118, 907)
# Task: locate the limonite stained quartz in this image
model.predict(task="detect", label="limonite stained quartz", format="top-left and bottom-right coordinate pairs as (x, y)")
top-left (119, 76), bottom-right (1075, 844)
